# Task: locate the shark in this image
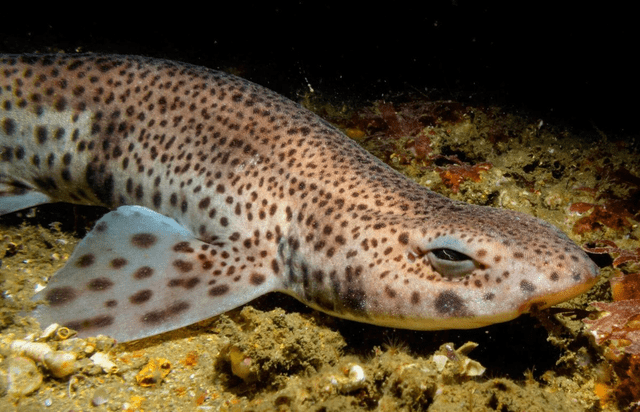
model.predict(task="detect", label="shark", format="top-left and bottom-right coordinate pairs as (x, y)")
top-left (0, 54), bottom-right (599, 342)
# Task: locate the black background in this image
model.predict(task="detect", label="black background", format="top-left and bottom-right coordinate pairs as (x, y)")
top-left (1, 3), bottom-right (637, 138)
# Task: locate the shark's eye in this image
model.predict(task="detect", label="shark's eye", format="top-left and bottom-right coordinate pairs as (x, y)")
top-left (430, 248), bottom-right (469, 262)
top-left (427, 248), bottom-right (476, 277)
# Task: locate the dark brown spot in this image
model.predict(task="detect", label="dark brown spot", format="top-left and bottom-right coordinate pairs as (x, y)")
top-left (520, 280), bottom-right (536, 293)
top-left (141, 301), bottom-right (190, 324)
top-left (130, 289), bottom-right (153, 304)
top-left (173, 241), bottom-right (195, 253)
top-left (168, 277), bottom-right (201, 289)
top-left (75, 253), bottom-right (95, 268)
top-left (2, 118), bottom-right (15, 135)
top-left (198, 197), bottom-right (210, 209)
top-left (184, 277), bottom-right (201, 288)
top-left (173, 259), bottom-right (194, 273)
top-left (411, 291), bottom-right (420, 305)
top-left (434, 290), bottom-right (469, 316)
top-left (153, 192), bottom-right (162, 207)
top-left (66, 315), bottom-right (114, 332)
top-left (35, 125), bottom-right (48, 144)
top-left (46, 287), bottom-right (76, 306)
top-left (250, 273), bottom-right (266, 285)
top-left (398, 233), bottom-right (409, 245)
top-left (384, 285), bottom-right (397, 298)
top-left (209, 284), bottom-right (230, 297)
top-left (94, 222), bottom-right (108, 232)
top-left (313, 270), bottom-right (325, 283)
top-left (134, 266), bottom-right (154, 279)
top-left (131, 233), bottom-right (157, 248)
top-left (54, 97), bottom-right (67, 111)
top-left (167, 301), bottom-right (190, 315)
top-left (110, 257), bottom-right (128, 269)
top-left (87, 277), bottom-right (114, 291)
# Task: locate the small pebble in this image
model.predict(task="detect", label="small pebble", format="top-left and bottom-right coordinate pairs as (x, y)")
top-left (1, 356), bottom-right (43, 396)
top-left (92, 386), bottom-right (111, 406)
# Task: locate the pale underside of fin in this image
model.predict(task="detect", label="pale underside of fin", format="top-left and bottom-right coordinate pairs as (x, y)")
top-left (0, 181), bottom-right (53, 215)
top-left (32, 206), bottom-right (279, 342)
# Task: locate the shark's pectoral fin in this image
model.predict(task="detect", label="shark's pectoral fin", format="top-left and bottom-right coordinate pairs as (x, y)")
top-left (33, 206), bottom-right (280, 342)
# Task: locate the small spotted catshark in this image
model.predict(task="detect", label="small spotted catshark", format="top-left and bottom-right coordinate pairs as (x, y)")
top-left (0, 54), bottom-right (599, 342)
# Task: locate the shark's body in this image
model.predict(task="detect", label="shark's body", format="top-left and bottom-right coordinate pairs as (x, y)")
top-left (0, 54), bottom-right (598, 342)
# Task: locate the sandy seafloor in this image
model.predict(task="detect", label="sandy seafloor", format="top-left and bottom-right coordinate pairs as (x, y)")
top-left (0, 91), bottom-right (638, 411)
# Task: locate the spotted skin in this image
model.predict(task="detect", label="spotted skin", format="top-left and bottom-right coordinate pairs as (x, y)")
top-left (0, 54), bottom-right (599, 342)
